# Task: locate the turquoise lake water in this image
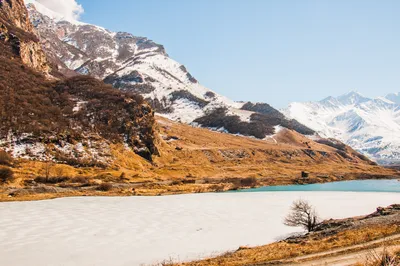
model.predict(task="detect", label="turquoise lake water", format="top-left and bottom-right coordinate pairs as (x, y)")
top-left (231, 179), bottom-right (400, 193)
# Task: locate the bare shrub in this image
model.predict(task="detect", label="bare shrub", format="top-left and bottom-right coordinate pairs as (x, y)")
top-left (41, 161), bottom-right (54, 180)
top-left (54, 166), bottom-right (66, 178)
top-left (363, 247), bottom-right (400, 266)
top-left (171, 180), bottom-right (182, 186)
top-left (209, 184), bottom-right (225, 192)
top-left (97, 183), bottom-right (113, 191)
top-left (34, 176), bottom-right (69, 184)
top-left (182, 179), bottom-right (196, 184)
top-left (240, 177), bottom-right (258, 187)
top-left (70, 176), bottom-right (89, 184)
top-left (0, 150), bottom-right (13, 166)
top-left (119, 172), bottom-right (127, 180)
top-left (0, 167), bottom-right (14, 183)
top-left (284, 199), bottom-right (320, 232)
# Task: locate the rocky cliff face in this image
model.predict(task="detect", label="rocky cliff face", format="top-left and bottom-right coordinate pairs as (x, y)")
top-left (0, 0), bottom-right (32, 32)
top-left (19, 39), bottom-right (50, 73)
top-left (0, 0), bottom-right (50, 74)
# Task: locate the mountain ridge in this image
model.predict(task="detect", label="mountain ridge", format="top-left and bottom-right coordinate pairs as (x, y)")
top-left (25, 0), bottom-right (316, 140)
top-left (284, 91), bottom-right (400, 164)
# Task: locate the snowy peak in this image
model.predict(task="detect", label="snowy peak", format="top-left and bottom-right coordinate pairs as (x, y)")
top-left (319, 96), bottom-right (342, 109)
top-left (317, 91), bottom-right (372, 109)
top-left (284, 91), bottom-right (400, 164)
top-left (336, 91), bottom-right (371, 106)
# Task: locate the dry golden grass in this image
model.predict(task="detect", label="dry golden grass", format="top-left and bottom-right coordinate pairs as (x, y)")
top-left (177, 225), bottom-right (400, 266)
top-left (1, 116), bottom-right (398, 201)
top-left (151, 116), bottom-right (397, 181)
top-left (354, 247), bottom-right (400, 266)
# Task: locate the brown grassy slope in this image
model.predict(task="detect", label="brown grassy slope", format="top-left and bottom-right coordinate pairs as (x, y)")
top-left (150, 116), bottom-right (397, 181)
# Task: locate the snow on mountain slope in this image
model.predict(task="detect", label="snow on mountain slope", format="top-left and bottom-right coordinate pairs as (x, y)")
top-left (26, 0), bottom-right (315, 139)
top-left (284, 91), bottom-right (400, 163)
top-left (26, 1), bottom-right (240, 120)
top-left (386, 92), bottom-right (400, 104)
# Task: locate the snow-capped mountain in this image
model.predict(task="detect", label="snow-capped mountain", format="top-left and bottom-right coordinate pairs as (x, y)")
top-left (284, 91), bottom-right (400, 164)
top-left (25, 0), bottom-right (314, 139)
top-left (386, 92), bottom-right (400, 104)
top-left (26, 1), bottom-right (241, 121)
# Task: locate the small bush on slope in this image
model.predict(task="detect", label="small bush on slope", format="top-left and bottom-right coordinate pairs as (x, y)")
top-left (97, 183), bottom-right (113, 191)
top-left (0, 167), bottom-right (14, 183)
top-left (0, 150), bottom-right (13, 166)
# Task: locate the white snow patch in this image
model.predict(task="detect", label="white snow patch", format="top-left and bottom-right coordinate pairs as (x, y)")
top-left (73, 101), bottom-right (87, 112)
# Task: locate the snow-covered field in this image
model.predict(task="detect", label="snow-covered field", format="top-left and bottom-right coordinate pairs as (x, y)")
top-left (0, 192), bottom-right (398, 266)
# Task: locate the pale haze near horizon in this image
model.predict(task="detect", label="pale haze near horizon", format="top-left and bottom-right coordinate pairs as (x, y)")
top-left (35, 0), bottom-right (400, 108)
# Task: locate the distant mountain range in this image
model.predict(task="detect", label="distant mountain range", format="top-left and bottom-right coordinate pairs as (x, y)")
top-left (25, 0), bottom-right (314, 140)
top-left (284, 91), bottom-right (400, 164)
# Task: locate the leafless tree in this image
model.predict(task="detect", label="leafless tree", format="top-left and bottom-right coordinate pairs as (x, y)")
top-left (284, 199), bottom-right (320, 232)
top-left (54, 166), bottom-right (65, 178)
top-left (42, 161), bottom-right (54, 181)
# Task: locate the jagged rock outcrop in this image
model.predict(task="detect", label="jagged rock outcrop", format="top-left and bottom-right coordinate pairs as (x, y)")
top-left (0, 0), bottom-right (33, 32)
top-left (0, 0), bottom-right (50, 74)
top-left (19, 40), bottom-right (50, 73)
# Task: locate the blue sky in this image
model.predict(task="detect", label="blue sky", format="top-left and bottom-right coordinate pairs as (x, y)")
top-left (77, 0), bottom-right (400, 107)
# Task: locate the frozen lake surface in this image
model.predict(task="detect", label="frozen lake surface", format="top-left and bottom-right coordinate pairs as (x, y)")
top-left (0, 190), bottom-right (399, 265)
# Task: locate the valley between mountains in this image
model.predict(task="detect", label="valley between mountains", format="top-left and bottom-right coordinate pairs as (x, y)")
top-left (0, 0), bottom-right (399, 202)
